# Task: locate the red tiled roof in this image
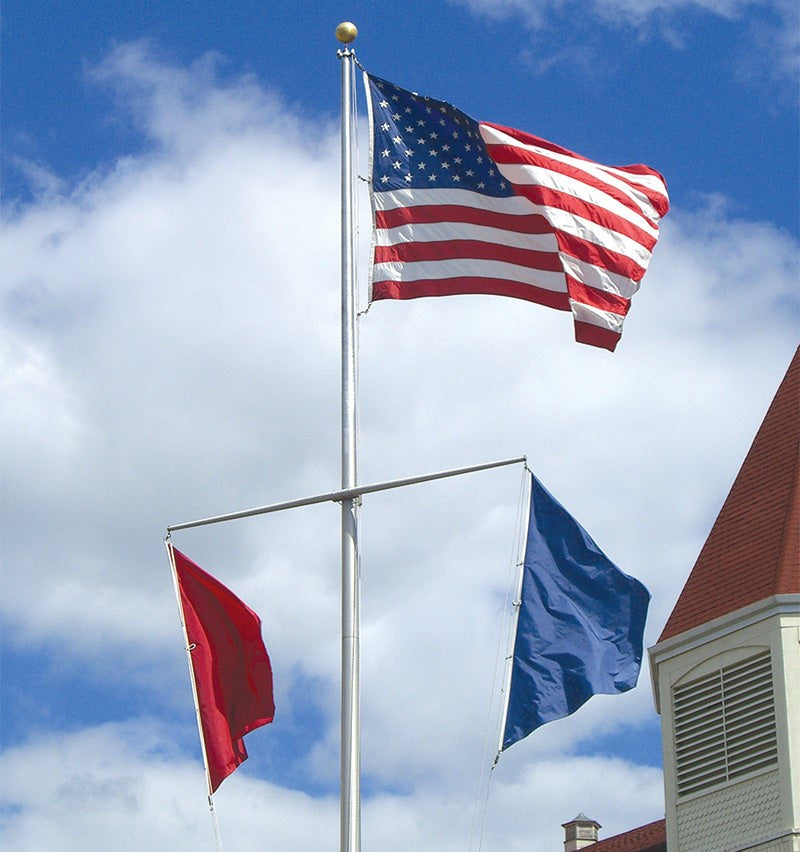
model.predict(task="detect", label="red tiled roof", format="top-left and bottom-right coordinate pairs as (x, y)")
top-left (591, 818), bottom-right (666, 851)
top-left (659, 347), bottom-right (800, 642)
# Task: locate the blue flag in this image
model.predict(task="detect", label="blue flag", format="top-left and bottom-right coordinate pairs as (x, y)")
top-left (502, 473), bottom-right (650, 750)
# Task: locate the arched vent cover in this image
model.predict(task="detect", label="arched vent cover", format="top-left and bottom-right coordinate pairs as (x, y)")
top-left (673, 649), bottom-right (778, 796)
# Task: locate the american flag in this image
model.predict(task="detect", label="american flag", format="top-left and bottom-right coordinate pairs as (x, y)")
top-left (365, 74), bottom-right (669, 351)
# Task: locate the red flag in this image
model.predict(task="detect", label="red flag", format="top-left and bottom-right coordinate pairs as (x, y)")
top-left (170, 545), bottom-right (275, 792)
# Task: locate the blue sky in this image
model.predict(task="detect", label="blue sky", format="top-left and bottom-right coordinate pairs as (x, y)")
top-left (1, 2), bottom-right (798, 850)
top-left (4, 2), bottom-right (798, 231)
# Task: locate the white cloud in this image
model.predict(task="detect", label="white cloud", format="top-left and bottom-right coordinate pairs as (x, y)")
top-left (0, 721), bottom-right (663, 850)
top-left (0, 721), bottom-right (339, 852)
top-left (453, 0), bottom-right (799, 83)
top-left (454, 0), bottom-right (786, 25)
top-left (1, 42), bottom-right (797, 849)
top-left (1, 41), bottom-right (341, 651)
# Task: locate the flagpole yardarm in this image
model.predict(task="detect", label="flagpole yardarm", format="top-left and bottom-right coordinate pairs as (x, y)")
top-left (166, 456), bottom-right (527, 532)
top-left (337, 23), bottom-right (361, 852)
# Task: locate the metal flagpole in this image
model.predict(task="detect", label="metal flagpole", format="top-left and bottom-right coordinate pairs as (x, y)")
top-left (336, 20), bottom-right (360, 852)
top-left (165, 24), bottom-right (526, 847)
top-left (166, 457), bottom-right (527, 533)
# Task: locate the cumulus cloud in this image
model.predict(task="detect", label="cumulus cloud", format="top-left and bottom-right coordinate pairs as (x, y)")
top-left (0, 721), bottom-right (663, 850)
top-left (0, 721), bottom-right (339, 852)
top-left (456, 0), bottom-right (767, 21)
top-left (1, 41), bottom-right (341, 649)
top-left (452, 0), bottom-right (799, 84)
top-left (1, 41), bottom-right (797, 849)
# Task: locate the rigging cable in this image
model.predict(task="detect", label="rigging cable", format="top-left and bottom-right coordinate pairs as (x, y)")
top-left (469, 465), bottom-right (530, 851)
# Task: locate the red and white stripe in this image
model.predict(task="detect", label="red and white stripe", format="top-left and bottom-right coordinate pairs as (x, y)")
top-left (370, 122), bottom-right (668, 352)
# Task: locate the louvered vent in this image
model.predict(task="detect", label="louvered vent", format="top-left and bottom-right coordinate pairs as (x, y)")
top-left (673, 649), bottom-right (778, 796)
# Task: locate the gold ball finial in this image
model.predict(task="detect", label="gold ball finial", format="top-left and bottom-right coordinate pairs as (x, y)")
top-left (336, 21), bottom-right (358, 44)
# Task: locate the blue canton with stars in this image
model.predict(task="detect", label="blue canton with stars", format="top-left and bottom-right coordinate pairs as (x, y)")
top-left (367, 75), bottom-right (514, 198)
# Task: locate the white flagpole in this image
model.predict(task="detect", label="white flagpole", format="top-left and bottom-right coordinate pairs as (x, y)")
top-left (167, 457), bottom-right (527, 532)
top-left (165, 539), bottom-right (224, 852)
top-left (336, 21), bottom-right (361, 852)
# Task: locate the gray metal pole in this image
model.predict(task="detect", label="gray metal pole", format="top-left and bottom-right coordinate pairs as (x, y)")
top-left (166, 456), bottom-right (527, 532)
top-left (337, 21), bottom-right (360, 852)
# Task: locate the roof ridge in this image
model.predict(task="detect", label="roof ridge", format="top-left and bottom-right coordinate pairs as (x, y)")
top-left (590, 817), bottom-right (666, 850)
